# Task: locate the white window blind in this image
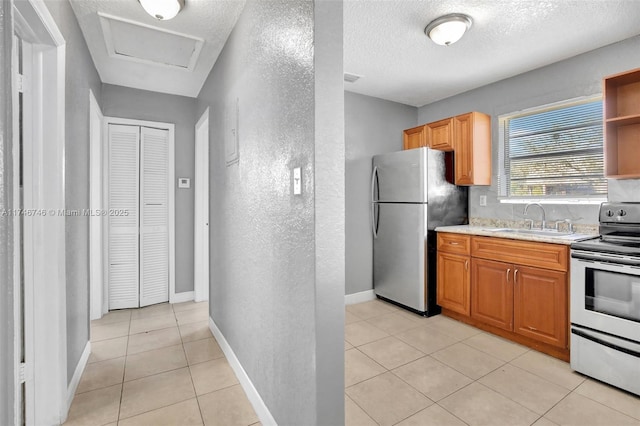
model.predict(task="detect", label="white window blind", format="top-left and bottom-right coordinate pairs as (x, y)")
top-left (500, 97), bottom-right (606, 199)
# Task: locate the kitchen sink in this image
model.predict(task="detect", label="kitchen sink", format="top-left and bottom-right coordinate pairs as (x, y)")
top-left (482, 228), bottom-right (593, 241)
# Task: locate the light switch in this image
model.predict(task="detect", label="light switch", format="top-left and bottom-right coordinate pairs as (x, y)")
top-left (293, 167), bottom-right (302, 195)
top-left (178, 178), bottom-right (191, 189)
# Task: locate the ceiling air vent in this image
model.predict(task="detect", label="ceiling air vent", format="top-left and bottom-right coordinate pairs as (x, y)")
top-left (344, 73), bottom-right (362, 83)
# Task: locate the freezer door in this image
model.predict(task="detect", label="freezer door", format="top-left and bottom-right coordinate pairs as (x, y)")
top-left (373, 203), bottom-right (427, 312)
top-left (372, 148), bottom-right (427, 203)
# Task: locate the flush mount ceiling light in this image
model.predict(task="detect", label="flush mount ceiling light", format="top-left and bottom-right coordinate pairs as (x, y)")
top-left (424, 13), bottom-right (472, 46)
top-left (139, 0), bottom-right (184, 20)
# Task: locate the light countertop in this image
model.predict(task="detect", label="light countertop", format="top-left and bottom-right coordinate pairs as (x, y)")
top-left (435, 225), bottom-right (597, 245)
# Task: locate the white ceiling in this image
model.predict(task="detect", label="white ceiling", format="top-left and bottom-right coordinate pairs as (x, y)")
top-left (69, 0), bottom-right (246, 98)
top-left (344, 0), bottom-right (640, 107)
top-left (69, 1), bottom-right (640, 104)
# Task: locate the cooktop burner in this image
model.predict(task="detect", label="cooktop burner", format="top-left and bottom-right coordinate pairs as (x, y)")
top-left (571, 237), bottom-right (640, 256)
top-left (571, 202), bottom-right (640, 257)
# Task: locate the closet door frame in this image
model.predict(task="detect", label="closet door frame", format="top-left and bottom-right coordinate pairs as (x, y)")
top-left (102, 117), bottom-right (175, 309)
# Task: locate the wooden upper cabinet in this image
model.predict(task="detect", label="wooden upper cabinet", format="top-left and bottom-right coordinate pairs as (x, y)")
top-left (403, 125), bottom-right (427, 150)
top-left (427, 118), bottom-right (454, 151)
top-left (603, 67), bottom-right (640, 179)
top-left (513, 265), bottom-right (567, 348)
top-left (403, 111), bottom-right (492, 185)
top-left (454, 112), bottom-right (491, 185)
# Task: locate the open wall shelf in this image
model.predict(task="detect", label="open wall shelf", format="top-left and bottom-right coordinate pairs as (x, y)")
top-left (604, 68), bottom-right (640, 179)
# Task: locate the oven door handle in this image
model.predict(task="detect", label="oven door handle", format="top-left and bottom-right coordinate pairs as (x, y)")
top-left (571, 251), bottom-right (640, 267)
top-left (572, 328), bottom-right (640, 358)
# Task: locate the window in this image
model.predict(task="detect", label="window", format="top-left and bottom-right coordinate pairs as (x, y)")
top-left (499, 97), bottom-right (606, 201)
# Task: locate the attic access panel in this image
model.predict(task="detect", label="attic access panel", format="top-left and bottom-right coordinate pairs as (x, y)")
top-left (99, 13), bottom-right (203, 71)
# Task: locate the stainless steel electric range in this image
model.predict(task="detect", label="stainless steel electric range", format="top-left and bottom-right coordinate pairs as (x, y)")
top-left (570, 202), bottom-right (640, 396)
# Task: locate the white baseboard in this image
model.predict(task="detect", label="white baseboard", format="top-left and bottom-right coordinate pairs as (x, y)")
top-left (345, 289), bottom-right (376, 305)
top-left (66, 341), bottom-right (91, 411)
top-left (209, 317), bottom-right (276, 426)
top-left (171, 291), bottom-right (194, 304)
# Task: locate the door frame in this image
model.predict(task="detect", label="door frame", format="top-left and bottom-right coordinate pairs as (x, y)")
top-left (89, 89), bottom-right (105, 319)
top-left (194, 108), bottom-right (209, 302)
top-left (12, 0), bottom-right (67, 424)
top-left (103, 116), bottom-right (176, 307)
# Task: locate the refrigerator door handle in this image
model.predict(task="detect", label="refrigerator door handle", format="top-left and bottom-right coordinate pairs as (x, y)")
top-left (371, 203), bottom-right (378, 239)
top-left (371, 165), bottom-right (379, 239)
top-left (370, 165), bottom-right (379, 203)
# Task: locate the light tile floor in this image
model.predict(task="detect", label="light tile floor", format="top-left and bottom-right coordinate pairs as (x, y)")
top-left (64, 301), bottom-right (260, 426)
top-left (345, 299), bottom-right (640, 426)
top-left (65, 298), bottom-right (640, 426)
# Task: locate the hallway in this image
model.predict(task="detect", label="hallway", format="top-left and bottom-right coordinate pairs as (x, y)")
top-left (64, 301), bottom-right (260, 426)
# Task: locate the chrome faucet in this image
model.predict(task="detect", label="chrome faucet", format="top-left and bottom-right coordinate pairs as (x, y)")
top-left (524, 203), bottom-right (546, 230)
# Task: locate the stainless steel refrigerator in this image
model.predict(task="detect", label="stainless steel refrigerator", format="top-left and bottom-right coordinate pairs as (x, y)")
top-left (371, 148), bottom-right (468, 316)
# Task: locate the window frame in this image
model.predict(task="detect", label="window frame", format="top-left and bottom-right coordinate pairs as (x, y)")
top-left (498, 94), bottom-right (607, 204)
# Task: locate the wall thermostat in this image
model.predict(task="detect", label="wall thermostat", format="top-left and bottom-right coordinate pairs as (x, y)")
top-left (178, 178), bottom-right (191, 189)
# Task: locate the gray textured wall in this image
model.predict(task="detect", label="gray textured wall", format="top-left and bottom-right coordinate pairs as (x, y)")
top-left (101, 84), bottom-right (197, 294)
top-left (345, 92), bottom-right (417, 295)
top-left (44, 0), bottom-right (103, 384)
top-left (0, 0), bottom-right (15, 421)
top-left (418, 35), bottom-right (640, 226)
top-left (196, 0), bottom-right (344, 423)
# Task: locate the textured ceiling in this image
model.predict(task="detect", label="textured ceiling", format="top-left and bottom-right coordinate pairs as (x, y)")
top-left (344, 0), bottom-right (640, 107)
top-left (69, 0), bottom-right (245, 98)
top-left (69, 1), bottom-right (640, 103)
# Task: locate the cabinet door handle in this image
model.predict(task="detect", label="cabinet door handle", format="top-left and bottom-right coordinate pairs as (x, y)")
top-left (465, 260), bottom-right (468, 270)
top-left (449, 241), bottom-right (459, 245)
top-left (506, 268), bottom-right (511, 282)
top-left (514, 269), bottom-right (519, 283)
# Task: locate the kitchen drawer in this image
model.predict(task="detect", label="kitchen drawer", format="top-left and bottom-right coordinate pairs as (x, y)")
top-left (471, 236), bottom-right (568, 272)
top-left (437, 233), bottom-right (471, 256)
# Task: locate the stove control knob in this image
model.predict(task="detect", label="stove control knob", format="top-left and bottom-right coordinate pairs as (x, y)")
top-left (606, 210), bottom-right (614, 217)
top-left (618, 209), bottom-right (627, 217)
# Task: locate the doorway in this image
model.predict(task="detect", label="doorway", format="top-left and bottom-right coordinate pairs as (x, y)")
top-left (194, 108), bottom-right (209, 302)
top-left (104, 118), bottom-right (176, 310)
top-left (89, 90), bottom-right (104, 320)
top-left (12, 0), bottom-right (67, 423)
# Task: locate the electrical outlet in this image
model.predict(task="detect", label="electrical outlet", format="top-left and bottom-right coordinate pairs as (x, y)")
top-left (479, 195), bottom-right (487, 206)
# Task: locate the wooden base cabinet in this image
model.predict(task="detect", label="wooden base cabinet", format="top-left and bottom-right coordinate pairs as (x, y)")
top-left (437, 233), bottom-right (570, 361)
top-left (471, 258), bottom-right (513, 331)
top-left (513, 266), bottom-right (567, 348)
top-left (437, 233), bottom-right (471, 316)
top-left (437, 252), bottom-right (470, 315)
top-left (471, 259), bottom-right (568, 347)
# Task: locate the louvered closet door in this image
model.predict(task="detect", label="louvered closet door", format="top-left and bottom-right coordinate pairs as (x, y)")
top-left (139, 127), bottom-right (170, 307)
top-left (108, 124), bottom-right (140, 309)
